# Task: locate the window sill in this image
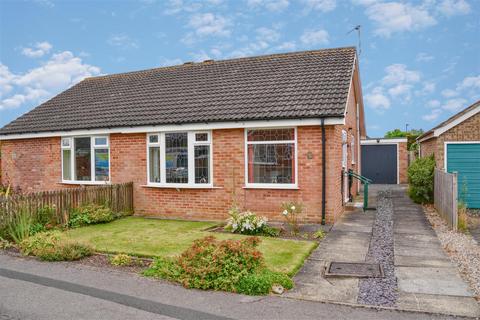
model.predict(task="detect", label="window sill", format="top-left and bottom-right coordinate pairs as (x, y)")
top-left (243, 185), bottom-right (299, 190)
top-left (60, 181), bottom-right (111, 186)
top-left (142, 184), bottom-right (222, 189)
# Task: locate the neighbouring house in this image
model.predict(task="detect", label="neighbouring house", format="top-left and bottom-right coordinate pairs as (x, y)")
top-left (0, 47), bottom-right (366, 224)
top-left (417, 100), bottom-right (480, 208)
top-left (360, 138), bottom-right (408, 184)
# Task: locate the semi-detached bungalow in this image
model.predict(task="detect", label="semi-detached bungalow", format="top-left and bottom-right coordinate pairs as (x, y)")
top-left (0, 47), bottom-right (366, 224)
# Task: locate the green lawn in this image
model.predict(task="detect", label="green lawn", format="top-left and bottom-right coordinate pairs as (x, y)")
top-left (66, 217), bottom-right (317, 275)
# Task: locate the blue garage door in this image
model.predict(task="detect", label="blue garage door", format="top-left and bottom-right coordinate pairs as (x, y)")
top-left (446, 143), bottom-right (480, 208)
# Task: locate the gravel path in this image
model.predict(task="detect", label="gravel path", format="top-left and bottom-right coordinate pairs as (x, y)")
top-left (357, 190), bottom-right (398, 306)
top-left (424, 205), bottom-right (480, 300)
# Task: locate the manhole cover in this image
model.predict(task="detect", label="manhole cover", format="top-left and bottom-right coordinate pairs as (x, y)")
top-left (325, 262), bottom-right (384, 278)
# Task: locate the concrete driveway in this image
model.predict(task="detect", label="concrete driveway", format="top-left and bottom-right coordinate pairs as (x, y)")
top-left (286, 184), bottom-right (480, 318)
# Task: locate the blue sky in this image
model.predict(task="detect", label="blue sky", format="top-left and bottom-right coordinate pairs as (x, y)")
top-left (1, 0), bottom-right (479, 137)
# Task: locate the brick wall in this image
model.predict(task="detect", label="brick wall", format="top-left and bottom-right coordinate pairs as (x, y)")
top-left (0, 125), bottom-right (348, 223)
top-left (398, 141), bottom-right (408, 184)
top-left (419, 112), bottom-right (480, 169)
top-left (0, 137), bottom-right (63, 192)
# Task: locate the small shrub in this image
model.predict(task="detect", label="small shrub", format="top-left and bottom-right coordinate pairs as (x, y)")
top-left (224, 207), bottom-right (268, 235)
top-left (109, 253), bottom-right (133, 266)
top-left (281, 201), bottom-right (304, 235)
top-left (144, 236), bottom-right (265, 292)
top-left (457, 201), bottom-right (469, 233)
top-left (19, 231), bottom-right (93, 261)
top-left (36, 205), bottom-right (56, 225)
top-left (262, 225), bottom-right (280, 237)
top-left (6, 207), bottom-right (33, 243)
top-left (69, 204), bottom-right (114, 228)
top-left (408, 156), bottom-right (435, 204)
top-left (313, 229), bottom-right (326, 240)
top-left (236, 269), bottom-right (293, 295)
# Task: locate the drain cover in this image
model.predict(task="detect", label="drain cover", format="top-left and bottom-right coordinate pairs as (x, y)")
top-left (325, 262), bottom-right (384, 278)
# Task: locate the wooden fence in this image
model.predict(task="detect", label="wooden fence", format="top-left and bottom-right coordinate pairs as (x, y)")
top-left (0, 182), bottom-right (133, 228)
top-left (434, 169), bottom-right (458, 230)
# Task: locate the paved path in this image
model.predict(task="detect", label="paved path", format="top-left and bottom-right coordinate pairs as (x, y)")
top-left (287, 185), bottom-right (480, 318)
top-left (0, 253), bottom-right (449, 320)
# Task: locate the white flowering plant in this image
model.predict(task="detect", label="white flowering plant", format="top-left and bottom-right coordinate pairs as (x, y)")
top-left (224, 207), bottom-right (269, 235)
top-left (281, 201), bottom-right (304, 235)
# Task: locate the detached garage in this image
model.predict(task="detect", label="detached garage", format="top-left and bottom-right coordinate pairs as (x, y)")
top-left (418, 100), bottom-right (480, 208)
top-left (360, 138), bottom-right (408, 184)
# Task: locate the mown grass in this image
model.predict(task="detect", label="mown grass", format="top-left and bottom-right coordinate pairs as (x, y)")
top-left (66, 217), bottom-right (316, 275)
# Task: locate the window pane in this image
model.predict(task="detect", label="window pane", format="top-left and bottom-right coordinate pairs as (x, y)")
top-left (62, 149), bottom-right (71, 180)
top-left (247, 128), bottom-right (294, 142)
top-left (194, 145), bottom-right (210, 184)
top-left (149, 146), bottom-right (161, 183)
top-left (149, 135), bottom-right (159, 144)
top-left (62, 138), bottom-right (70, 147)
top-left (94, 137), bottom-right (107, 146)
top-left (248, 143), bottom-right (294, 183)
top-left (95, 148), bottom-right (109, 181)
top-left (195, 133), bottom-right (208, 142)
top-left (74, 137), bottom-right (91, 181)
top-left (165, 132), bottom-right (188, 183)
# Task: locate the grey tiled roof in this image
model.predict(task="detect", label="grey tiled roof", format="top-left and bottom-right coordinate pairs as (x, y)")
top-left (0, 47), bottom-right (357, 135)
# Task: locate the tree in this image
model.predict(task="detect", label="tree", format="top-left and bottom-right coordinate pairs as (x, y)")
top-left (384, 128), bottom-right (424, 151)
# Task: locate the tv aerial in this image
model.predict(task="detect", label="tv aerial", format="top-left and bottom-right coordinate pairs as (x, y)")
top-left (347, 25), bottom-right (362, 56)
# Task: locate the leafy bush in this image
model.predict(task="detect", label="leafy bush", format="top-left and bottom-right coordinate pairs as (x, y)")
top-left (224, 207), bottom-right (269, 236)
top-left (235, 269), bottom-right (293, 295)
top-left (19, 231), bottom-right (93, 261)
top-left (408, 156), bottom-right (435, 204)
top-left (144, 236), bottom-right (273, 293)
top-left (109, 253), bottom-right (133, 266)
top-left (69, 204), bottom-right (115, 228)
top-left (313, 229), bottom-right (326, 240)
top-left (36, 205), bottom-right (56, 226)
top-left (281, 201), bottom-right (304, 235)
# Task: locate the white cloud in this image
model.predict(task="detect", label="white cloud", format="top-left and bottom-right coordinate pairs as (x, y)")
top-left (422, 108), bottom-right (442, 121)
top-left (159, 57), bottom-right (183, 66)
top-left (247, 0), bottom-right (289, 12)
top-left (415, 52), bottom-right (434, 62)
top-left (188, 13), bottom-right (231, 37)
top-left (442, 98), bottom-right (467, 111)
top-left (388, 84), bottom-right (412, 98)
top-left (107, 34), bottom-right (139, 49)
top-left (427, 99), bottom-right (441, 108)
top-left (365, 86), bottom-right (391, 111)
top-left (417, 82), bottom-right (435, 95)
top-left (300, 29), bottom-right (329, 46)
top-left (0, 50), bottom-right (101, 111)
top-left (364, 2), bottom-right (436, 37)
top-left (382, 64), bottom-right (420, 86)
top-left (163, 0), bottom-right (202, 15)
top-left (441, 88), bottom-right (458, 98)
top-left (276, 41), bottom-right (296, 51)
top-left (437, 0), bottom-right (471, 16)
top-left (457, 75), bottom-right (480, 91)
top-left (21, 41), bottom-right (53, 58)
top-left (256, 27), bottom-right (280, 43)
top-left (302, 0), bottom-right (336, 12)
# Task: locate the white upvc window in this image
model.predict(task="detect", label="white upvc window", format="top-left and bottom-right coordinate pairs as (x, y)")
top-left (245, 128), bottom-right (297, 189)
top-left (146, 131), bottom-right (213, 187)
top-left (351, 134), bottom-right (356, 165)
top-left (61, 136), bottom-right (110, 184)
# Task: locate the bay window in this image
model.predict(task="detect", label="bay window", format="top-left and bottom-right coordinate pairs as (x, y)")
top-left (61, 136), bottom-right (110, 183)
top-left (147, 131), bottom-right (212, 187)
top-left (246, 128), bottom-right (297, 187)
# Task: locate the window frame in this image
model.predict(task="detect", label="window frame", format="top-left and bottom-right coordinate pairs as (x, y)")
top-left (351, 134), bottom-right (356, 165)
top-left (244, 127), bottom-right (298, 189)
top-left (146, 131), bottom-right (213, 188)
top-left (61, 135), bottom-right (111, 185)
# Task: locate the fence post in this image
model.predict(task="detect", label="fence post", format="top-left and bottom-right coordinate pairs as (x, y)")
top-left (452, 172), bottom-right (458, 231)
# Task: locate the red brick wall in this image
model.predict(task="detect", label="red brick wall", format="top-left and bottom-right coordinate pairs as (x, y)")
top-left (0, 137), bottom-right (63, 192)
top-left (398, 141), bottom-right (408, 184)
top-left (0, 126), bottom-right (348, 223)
